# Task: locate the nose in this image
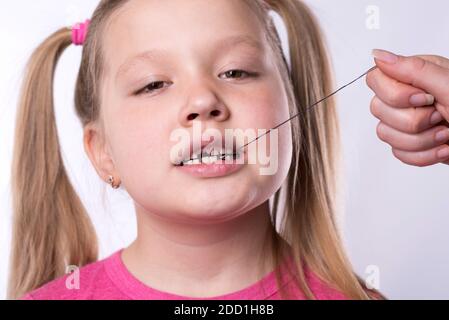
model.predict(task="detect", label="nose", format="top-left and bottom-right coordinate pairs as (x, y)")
top-left (179, 80), bottom-right (230, 127)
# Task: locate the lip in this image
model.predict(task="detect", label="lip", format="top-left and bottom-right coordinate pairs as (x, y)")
top-left (175, 159), bottom-right (244, 178)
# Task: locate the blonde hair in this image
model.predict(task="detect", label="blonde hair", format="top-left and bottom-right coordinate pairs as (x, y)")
top-left (8, 0), bottom-right (384, 299)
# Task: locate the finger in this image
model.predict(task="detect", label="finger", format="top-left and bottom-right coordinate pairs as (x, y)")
top-left (372, 49), bottom-right (449, 106)
top-left (377, 121), bottom-right (449, 152)
top-left (392, 144), bottom-right (449, 167)
top-left (366, 68), bottom-right (432, 108)
top-left (435, 100), bottom-right (449, 126)
top-left (370, 96), bottom-right (444, 134)
top-left (415, 54), bottom-right (449, 70)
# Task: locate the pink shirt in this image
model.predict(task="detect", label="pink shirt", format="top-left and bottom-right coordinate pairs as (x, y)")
top-left (22, 249), bottom-right (347, 300)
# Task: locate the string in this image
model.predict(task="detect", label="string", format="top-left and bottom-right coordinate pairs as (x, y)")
top-left (238, 65), bottom-right (378, 151)
top-left (177, 65), bottom-right (378, 165)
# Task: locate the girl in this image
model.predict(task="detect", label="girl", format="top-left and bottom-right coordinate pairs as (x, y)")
top-left (8, 0), bottom-right (387, 300)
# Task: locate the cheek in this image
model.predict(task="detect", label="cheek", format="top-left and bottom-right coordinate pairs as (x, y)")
top-left (233, 76), bottom-right (292, 160)
top-left (232, 79), bottom-right (293, 199)
top-left (235, 77), bottom-right (290, 131)
top-left (105, 109), bottom-right (170, 187)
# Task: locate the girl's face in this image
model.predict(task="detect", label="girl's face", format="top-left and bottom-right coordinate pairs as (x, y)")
top-left (94, 0), bottom-right (292, 223)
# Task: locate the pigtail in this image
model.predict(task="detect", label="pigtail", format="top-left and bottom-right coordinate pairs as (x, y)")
top-left (258, 0), bottom-right (384, 299)
top-left (7, 28), bottom-right (98, 299)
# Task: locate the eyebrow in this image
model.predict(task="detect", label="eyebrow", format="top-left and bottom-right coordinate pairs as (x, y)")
top-left (116, 35), bottom-right (264, 80)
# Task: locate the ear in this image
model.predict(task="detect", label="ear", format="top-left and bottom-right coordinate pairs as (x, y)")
top-left (83, 123), bottom-right (120, 184)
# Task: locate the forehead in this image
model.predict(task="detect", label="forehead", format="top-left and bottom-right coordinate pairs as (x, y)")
top-left (102, 0), bottom-right (267, 72)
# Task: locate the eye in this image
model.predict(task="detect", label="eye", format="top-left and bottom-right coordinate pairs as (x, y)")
top-left (134, 69), bottom-right (256, 96)
top-left (220, 69), bottom-right (256, 80)
top-left (135, 81), bottom-right (170, 96)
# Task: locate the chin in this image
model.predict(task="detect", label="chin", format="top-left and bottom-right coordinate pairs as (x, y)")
top-left (176, 191), bottom-right (253, 222)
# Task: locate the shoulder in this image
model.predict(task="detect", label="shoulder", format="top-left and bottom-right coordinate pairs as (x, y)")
top-left (304, 266), bottom-right (348, 300)
top-left (21, 251), bottom-right (122, 300)
top-left (274, 255), bottom-right (348, 300)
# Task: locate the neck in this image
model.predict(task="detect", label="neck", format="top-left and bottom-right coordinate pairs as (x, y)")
top-left (121, 201), bottom-right (286, 297)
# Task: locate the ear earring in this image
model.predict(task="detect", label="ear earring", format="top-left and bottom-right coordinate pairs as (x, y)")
top-left (107, 175), bottom-right (121, 189)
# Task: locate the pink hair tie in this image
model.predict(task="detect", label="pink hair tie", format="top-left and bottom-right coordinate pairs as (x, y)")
top-left (71, 19), bottom-right (90, 46)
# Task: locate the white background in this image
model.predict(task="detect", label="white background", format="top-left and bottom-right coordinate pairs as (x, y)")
top-left (1, 0), bottom-right (448, 299)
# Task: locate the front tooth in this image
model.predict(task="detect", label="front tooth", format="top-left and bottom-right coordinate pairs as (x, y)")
top-left (212, 148), bottom-right (224, 158)
top-left (202, 156), bottom-right (213, 164)
top-left (192, 156), bottom-right (201, 164)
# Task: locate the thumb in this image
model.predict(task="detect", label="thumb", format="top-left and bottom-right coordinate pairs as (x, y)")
top-left (371, 49), bottom-right (449, 107)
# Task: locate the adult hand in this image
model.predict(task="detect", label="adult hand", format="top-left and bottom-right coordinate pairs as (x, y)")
top-left (366, 49), bottom-right (449, 166)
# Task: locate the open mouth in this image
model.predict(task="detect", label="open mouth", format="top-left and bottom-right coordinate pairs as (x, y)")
top-left (175, 149), bottom-right (241, 167)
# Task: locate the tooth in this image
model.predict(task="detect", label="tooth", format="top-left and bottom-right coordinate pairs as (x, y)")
top-left (192, 156), bottom-right (201, 164)
top-left (206, 149), bottom-right (214, 158)
top-left (202, 156), bottom-right (213, 164)
top-left (212, 148), bottom-right (221, 158)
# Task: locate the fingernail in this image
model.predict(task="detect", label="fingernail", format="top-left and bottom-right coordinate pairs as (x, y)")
top-left (435, 129), bottom-right (449, 143)
top-left (437, 146), bottom-right (449, 159)
top-left (430, 111), bottom-right (444, 125)
top-left (410, 93), bottom-right (435, 106)
top-left (372, 49), bottom-right (399, 64)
